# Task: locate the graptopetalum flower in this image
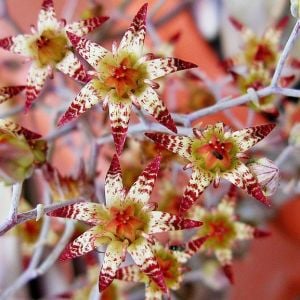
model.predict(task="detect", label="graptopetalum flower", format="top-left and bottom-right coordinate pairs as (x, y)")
top-left (115, 237), bottom-right (207, 300)
top-left (47, 155), bottom-right (202, 293)
top-left (58, 4), bottom-right (197, 154)
top-left (0, 85), bottom-right (26, 104)
top-left (145, 122), bottom-right (276, 213)
top-left (0, 119), bottom-right (47, 184)
top-left (189, 186), bottom-right (270, 283)
top-left (0, 0), bottom-right (109, 110)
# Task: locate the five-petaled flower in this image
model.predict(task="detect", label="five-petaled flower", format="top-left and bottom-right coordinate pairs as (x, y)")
top-left (145, 122), bottom-right (276, 213)
top-left (189, 186), bottom-right (270, 283)
top-left (0, 0), bottom-right (109, 110)
top-left (115, 237), bottom-right (207, 300)
top-left (57, 3), bottom-right (197, 154)
top-left (47, 154), bottom-right (202, 293)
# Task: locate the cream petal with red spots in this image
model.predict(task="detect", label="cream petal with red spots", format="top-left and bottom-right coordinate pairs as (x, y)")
top-left (115, 265), bottom-right (143, 282)
top-left (0, 86), bottom-right (26, 104)
top-left (99, 241), bottom-right (126, 291)
top-left (37, 0), bottom-right (60, 32)
top-left (0, 34), bottom-right (33, 55)
top-left (118, 3), bottom-right (147, 56)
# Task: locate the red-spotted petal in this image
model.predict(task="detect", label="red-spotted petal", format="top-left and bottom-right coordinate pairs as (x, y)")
top-left (67, 31), bottom-right (109, 69)
top-left (215, 249), bottom-right (232, 266)
top-left (231, 123), bottom-right (276, 152)
top-left (55, 51), bottom-right (91, 83)
top-left (137, 87), bottom-right (177, 133)
top-left (145, 57), bottom-right (197, 80)
top-left (105, 154), bottom-right (124, 207)
top-left (99, 240), bottom-right (126, 291)
top-left (118, 3), bottom-right (147, 56)
top-left (60, 226), bottom-right (100, 260)
top-left (235, 222), bottom-right (255, 240)
top-left (145, 132), bottom-right (193, 161)
top-left (58, 80), bottom-right (103, 126)
top-left (0, 86), bottom-right (25, 104)
top-left (115, 265), bottom-right (142, 282)
top-left (126, 156), bottom-right (161, 204)
top-left (127, 237), bottom-right (167, 293)
top-left (180, 169), bottom-right (213, 213)
top-left (184, 236), bottom-right (208, 258)
top-left (222, 161), bottom-right (270, 206)
top-left (148, 211), bottom-right (202, 234)
top-left (37, 0), bottom-right (60, 32)
top-left (65, 16), bottom-right (109, 37)
top-left (108, 100), bottom-right (132, 155)
top-left (25, 63), bottom-right (51, 111)
top-left (0, 34), bottom-right (31, 55)
top-left (0, 119), bottom-right (41, 140)
top-left (47, 202), bottom-right (107, 225)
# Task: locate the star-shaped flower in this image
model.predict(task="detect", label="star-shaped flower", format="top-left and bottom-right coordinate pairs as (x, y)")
top-left (58, 4), bottom-right (197, 154)
top-left (115, 237), bottom-right (207, 299)
top-left (146, 122), bottom-right (276, 213)
top-left (0, 0), bottom-right (109, 110)
top-left (47, 155), bottom-right (202, 293)
top-left (0, 85), bottom-right (26, 104)
top-left (189, 186), bottom-right (270, 283)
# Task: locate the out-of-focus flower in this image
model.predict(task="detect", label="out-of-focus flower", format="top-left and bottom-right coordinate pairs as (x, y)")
top-left (247, 157), bottom-right (279, 196)
top-left (47, 155), bottom-right (202, 294)
top-left (116, 237), bottom-right (207, 299)
top-left (58, 4), bottom-right (197, 154)
top-left (189, 187), bottom-right (270, 283)
top-left (146, 122), bottom-right (275, 213)
top-left (289, 123), bottom-right (300, 147)
top-left (291, 0), bottom-right (300, 18)
top-left (0, 120), bottom-right (47, 184)
top-left (0, 0), bottom-right (109, 110)
top-left (0, 85), bottom-right (25, 105)
top-left (42, 163), bottom-right (94, 202)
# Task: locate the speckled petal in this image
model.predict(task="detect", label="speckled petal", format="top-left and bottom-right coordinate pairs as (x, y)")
top-left (137, 87), bottom-right (177, 133)
top-left (55, 50), bottom-right (91, 83)
top-left (0, 86), bottom-right (25, 104)
top-left (105, 154), bottom-right (124, 207)
top-left (181, 236), bottom-right (208, 260)
top-left (115, 265), bottom-right (142, 282)
top-left (145, 132), bottom-right (193, 161)
top-left (145, 57), bottom-right (197, 80)
top-left (108, 100), bottom-right (132, 155)
top-left (67, 31), bottom-right (109, 69)
top-left (145, 286), bottom-right (163, 300)
top-left (65, 16), bottom-right (109, 37)
top-left (222, 161), bottom-right (270, 206)
top-left (148, 211), bottom-right (202, 234)
top-left (126, 156), bottom-right (161, 205)
top-left (47, 202), bottom-right (108, 226)
top-left (127, 237), bottom-right (167, 293)
top-left (99, 241), bottom-right (126, 291)
top-left (60, 226), bottom-right (100, 260)
top-left (231, 124), bottom-right (276, 152)
top-left (0, 34), bottom-right (32, 55)
top-left (0, 119), bottom-right (41, 140)
top-left (25, 63), bottom-right (51, 111)
top-left (180, 169), bottom-right (213, 213)
top-left (215, 248), bottom-right (232, 266)
top-left (118, 3), bottom-right (147, 56)
top-left (37, 0), bottom-right (60, 32)
top-left (58, 80), bottom-right (102, 126)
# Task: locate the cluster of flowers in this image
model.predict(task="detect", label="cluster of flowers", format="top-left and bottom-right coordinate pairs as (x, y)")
top-left (0, 1), bottom-right (281, 299)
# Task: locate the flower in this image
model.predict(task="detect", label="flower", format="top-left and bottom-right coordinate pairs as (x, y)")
top-left (0, 119), bottom-right (47, 184)
top-left (189, 186), bottom-right (270, 283)
top-left (58, 4), bottom-right (197, 154)
top-left (0, 0), bottom-right (109, 110)
top-left (146, 122), bottom-right (275, 213)
top-left (115, 237), bottom-right (207, 299)
top-left (47, 155), bottom-right (202, 293)
top-left (0, 85), bottom-right (26, 104)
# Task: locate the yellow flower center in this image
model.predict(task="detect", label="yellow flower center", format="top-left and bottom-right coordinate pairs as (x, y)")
top-left (31, 29), bottom-right (68, 67)
top-left (105, 203), bottom-right (147, 242)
